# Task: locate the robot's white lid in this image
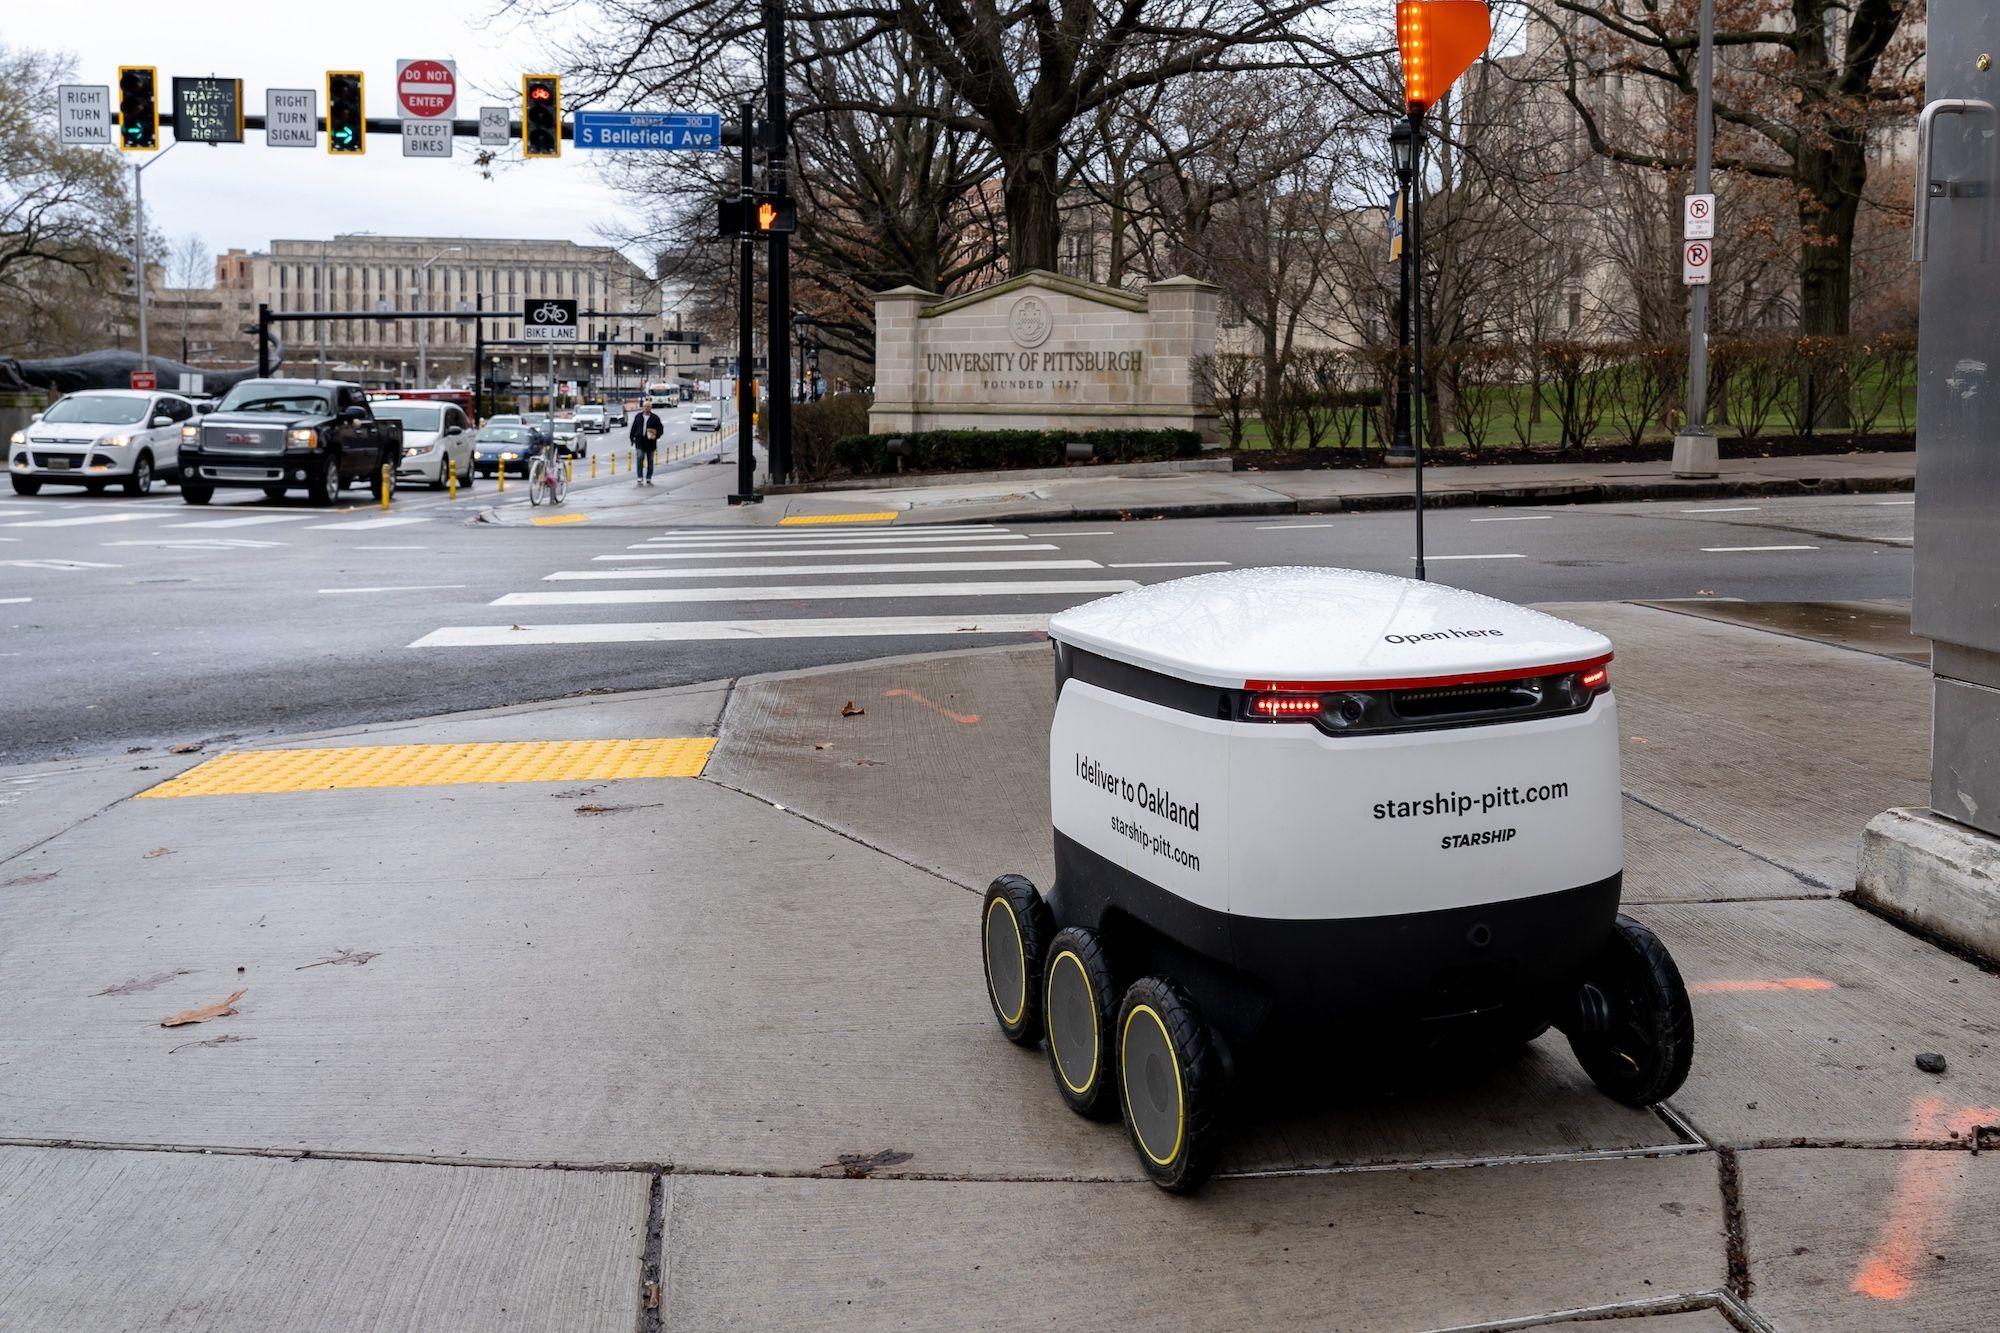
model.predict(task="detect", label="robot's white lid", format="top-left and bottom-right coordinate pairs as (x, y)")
top-left (1047, 567), bottom-right (1612, 689)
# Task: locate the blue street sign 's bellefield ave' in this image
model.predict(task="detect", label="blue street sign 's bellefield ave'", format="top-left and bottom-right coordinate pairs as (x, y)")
top-left (573, 111), bottom-right (720, 151)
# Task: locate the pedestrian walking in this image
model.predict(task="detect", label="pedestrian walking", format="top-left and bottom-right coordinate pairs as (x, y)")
top-left (630, 404), bottom-right (662, 485)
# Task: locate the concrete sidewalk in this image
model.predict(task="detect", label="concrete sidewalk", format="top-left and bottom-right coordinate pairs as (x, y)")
top-left (486, 447), bottom-right (1915, 528)
top-left (1, 598), bottom-right (1991, 1330)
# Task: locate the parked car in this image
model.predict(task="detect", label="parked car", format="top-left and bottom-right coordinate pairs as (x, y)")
top-left (9, 389), bottom-right (199, 496)
top-left (473, 424), bottom-right (537, 478)
top-left (690, 402), bottom-right (722, 433)
top-left (178, 378), bottom-right (402, 506)
top-left (374, 399), bottom-right (476, 490)
top-left (573, 405), bottom-right (608, 433)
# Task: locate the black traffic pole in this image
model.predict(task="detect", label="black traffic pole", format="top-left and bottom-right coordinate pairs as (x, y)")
top-left (731, 100), bottom-right (760, 504)
top-left (473, 293), bottom-right (486, 421)
top-left (765, 0), bottom-right (793, 486)
top-left (1389, 121), bottom-right (1414, 465)
top-left (257, 303), bottom-right (272, 377)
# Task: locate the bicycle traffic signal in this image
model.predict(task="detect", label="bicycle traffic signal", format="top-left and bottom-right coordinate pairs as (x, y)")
top-left (117, 66), bottom-right (157, 151)
top-left (326, 72), bottom-right (365, 155)
top-left (522, 75), bottom-right (561, 159)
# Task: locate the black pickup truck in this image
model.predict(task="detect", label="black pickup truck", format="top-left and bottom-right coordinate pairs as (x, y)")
top-left (178, 378), bottom-right (403, 506)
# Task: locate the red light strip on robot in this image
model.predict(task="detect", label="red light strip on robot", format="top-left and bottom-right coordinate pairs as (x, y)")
top-left (1244, 652), bottom-right (1612, 694)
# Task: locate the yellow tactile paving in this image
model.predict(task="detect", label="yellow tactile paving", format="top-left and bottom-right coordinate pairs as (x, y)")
top-left (137, 738), bottom-right (715, 798)
top-left (777, 512), bottom-right (899, 526)
top-left (531, 513), bottom-right (589, 525)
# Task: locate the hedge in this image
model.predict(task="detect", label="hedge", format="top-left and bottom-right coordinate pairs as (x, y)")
top-left (829, 427), bottom-right (1202, 478)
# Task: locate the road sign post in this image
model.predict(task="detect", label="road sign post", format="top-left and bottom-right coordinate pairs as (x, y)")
top-left (478, 106), bottom-right (510, 146)
top-left (172, 77), bottom-right (245, 144)
top-left (396, 59), bottom-right (457, 119)
top-left (1683, 193), bottom-right (1715, 240)
top-left (1681, 240), bottom-right (1713, 286)
top-left (522, 299), bottom-right (579, 342)
top-left (1674, 0), bottom-right (1721, 478)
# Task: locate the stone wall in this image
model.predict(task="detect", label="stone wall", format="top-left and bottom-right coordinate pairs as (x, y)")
top-left (869, 269), bottom-right (1218, 438)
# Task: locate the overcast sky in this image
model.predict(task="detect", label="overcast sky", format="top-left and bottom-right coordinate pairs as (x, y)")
top-left (17, 1), bottom-right (653, 269)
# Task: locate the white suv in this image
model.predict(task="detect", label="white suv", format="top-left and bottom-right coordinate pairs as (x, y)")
top-left (690, 402), bottom-right (722, 432)
top-left (9, 389), bottom-right (197, 496)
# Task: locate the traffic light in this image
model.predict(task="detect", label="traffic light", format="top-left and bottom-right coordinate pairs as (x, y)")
top-left (117, 66), bottom-right (157, 151)
top-left (754, 195), bottom-right (797, 234)
top-left (717, 197), bottom-right (746, 237)
top-left (522, 75), bottom-right (561, 159)
top-left (326, 72), bottom-right (365, 155)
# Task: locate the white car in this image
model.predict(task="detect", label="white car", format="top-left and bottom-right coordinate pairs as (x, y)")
top-left (574, 405), bottom-right (608, 432)
top-left (375, 399), bottom-right (477, 490)
top-left (690, 402), bottom-right (722, 432)
top-left (9, 389), bottom-right (198, 496)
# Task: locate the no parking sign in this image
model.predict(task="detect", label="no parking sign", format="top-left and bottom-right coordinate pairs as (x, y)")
top-left (1682, 240), bottom-right (1712, 286)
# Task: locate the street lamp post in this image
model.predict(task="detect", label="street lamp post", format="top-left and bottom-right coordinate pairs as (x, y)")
top-left (1673, 0), bottom-right (1720, 478)
top-left (1392, 114), bottom-right (1428, 582)
top-left (1389, 120), bottom-right (1415, 468)
top-left (792, 311), bottom-right (810, 401)
top-left (414, 245), bottom-right (464, 387)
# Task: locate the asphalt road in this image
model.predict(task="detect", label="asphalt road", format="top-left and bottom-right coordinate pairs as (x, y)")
top-left (0, 476), bottom-right (1913, 764)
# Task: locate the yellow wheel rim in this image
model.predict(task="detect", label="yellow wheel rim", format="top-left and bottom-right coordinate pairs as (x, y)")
top-left (1122, 1003), bottom-right (1185, 1167)
top-left (1046, 950), bottom-right (1098, 1095)
top-left (985, 896), bottom-right (1027, 1026)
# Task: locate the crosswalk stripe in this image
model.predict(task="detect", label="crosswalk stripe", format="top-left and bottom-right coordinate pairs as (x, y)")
top-left (169, 513), bottom-right (321, 528)
top-left (493, 579), bottom-right (1137, 607)
top-left (651, 524), bottom-right (1002, 538)
top-left (598, 543), bottom-right (1060, 561)
top-left (307, 515), bottom-right (432, 530)
top-left (546, 559), bottom-right (1104, 581)
top-left (0, 511), bottom-right (175, 529)
top-left (412, 614), bottom-right (1052, 648)
top-left (639, 530), bottom-right (1024, 546)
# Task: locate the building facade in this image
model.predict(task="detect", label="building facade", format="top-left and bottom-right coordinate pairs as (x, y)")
top-left (208, 235), bottom-right (674, 398)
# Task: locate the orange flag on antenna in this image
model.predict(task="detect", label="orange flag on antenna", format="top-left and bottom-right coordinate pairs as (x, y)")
top-left (1396, 0), bottom-right (1492, 111)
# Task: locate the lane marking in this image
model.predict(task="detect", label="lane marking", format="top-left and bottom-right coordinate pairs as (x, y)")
top-left (654, 523), bottom-right (1000, 536)
top-left (1108, 561), bottom-right (1232, 569)
top-left (600, 543), bottom-right (1060, 561)
top-left (0, 512), bottom-right (174, 529)
top-left (0, 596), bottom-right (30, 604)
top-left (639, 532), bottom-right (1026, 547)
top-left (1469, 515), bottom-right (1551, 523)
top-left (1257, 523), bottom-right (1334, 530)
top-left (168, 514), bottom-right (320, 529)
top-left (307, 515), bottom-right (432, 531)
top-left (139, 736), bottom-right (716, 797)
top-left (1874, 499), bottom-right (1916, 506)
top-left (318, 584), bottom-right (468, 595)
top-left (547, 559), bottom-right (1104, 580)
top-left (1700, 544), bottom-right (1819, 553)
top-left (1412, 553), bottom-right (1524, 561)
top-left (494, 579), bottom-right (1139, 606)
top-left (777, 511), bottom-right (900, 526)
top-left (0, 558), bottom-right (121, 570)
top-left (355, 545), bottom-right (429, 550)
top-left (531, 513), bottom-right (590, 526)
top-left (412, 614), bottom-right (1052, 647)
top-left (1682, 506), bottom-right (1763, 513)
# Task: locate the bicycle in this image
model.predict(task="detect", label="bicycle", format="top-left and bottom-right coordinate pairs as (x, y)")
top-left (526, 440), bottom-right (568, 507)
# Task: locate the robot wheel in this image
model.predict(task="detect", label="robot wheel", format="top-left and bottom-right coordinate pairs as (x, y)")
top-left (1117, 975), bottom-right (1226, 1194)
top-left (981, 874), bottom-right (1053, 1046)
top-left (1042, 927), bottom-right (1122, 1120)
top-left (1563, 914), bottom-right (1695, 1107)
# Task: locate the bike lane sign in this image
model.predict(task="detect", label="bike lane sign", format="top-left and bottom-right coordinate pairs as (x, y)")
top-left (523, 298), bottom-right (579, 341)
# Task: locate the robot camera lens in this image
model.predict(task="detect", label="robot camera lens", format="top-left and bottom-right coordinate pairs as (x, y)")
top-left (1336, 696), bottom-right (1366, 724)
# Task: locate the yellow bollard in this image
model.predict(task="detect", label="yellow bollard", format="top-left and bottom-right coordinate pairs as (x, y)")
top-left (591, 455), bottom-right (597, 479)
top-left (565, 458), bottom-right (573, 483)
top-left (380, 463), bottom-right (391, 509)
top-left (627, 450), bottom-right (633, 472)
top-left (498, 455), bottom-right (508, 492)
top-left (447, 457), bottom-right (457, 499)
top-left (609, 451), bottom-right (616, 476)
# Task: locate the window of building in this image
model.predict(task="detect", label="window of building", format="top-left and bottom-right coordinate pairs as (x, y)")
top-left (1567, 291), bottom-right (1583, 329)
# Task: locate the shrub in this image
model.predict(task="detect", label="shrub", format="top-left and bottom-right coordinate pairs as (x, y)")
top-left (790, 394), bottom-right (874, 482)
top-left (1538, 341), bottom-right (1613, 449)
top-left (1604, 342), bottom-right (1683, 448)
top-left (828, 427), bottom-right (1202, 478)
top-left (1714, 337), bottom-right (1787, 441)
top-left (1777, 335), bottom-right (1851, 439)
top-left (1190, 353), bottom-right (1257, 450)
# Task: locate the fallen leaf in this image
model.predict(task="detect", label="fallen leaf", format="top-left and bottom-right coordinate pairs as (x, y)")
top-left (168, 743), bottom-right (205, 755)
top-left (1631, 736), bottom-right (1648, 745)
top-left (161, 988), bottom-right (247, 1028)
top-left (94, 968), bottom-right (195, 997)
top-left (170, 1033), bottom-right (253, 1055)
top-left (295, 949), bottom-right (379, 971)
top-left (840, 701), bottom-right (866, 717)
top-left (2, 871), bottom-right (58, 888)
top-left (144, 846), bottom-right (175, 859)
top-left (509, 624), bottom-right (527, 631)
top-left (645, 1281), bottom-right (660, 1312)
top-left (826, 1148), bottom-right (913, 1178)
top-left (574, 802), bottom-right (663, 816)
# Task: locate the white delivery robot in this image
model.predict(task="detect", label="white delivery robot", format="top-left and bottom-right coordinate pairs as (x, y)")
top-left (981, 568), bottom-right (1693, 1192)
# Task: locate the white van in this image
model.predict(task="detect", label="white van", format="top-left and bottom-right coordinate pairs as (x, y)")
top-left (9, 389), bottom-right (199, 495)
top-left (690, 402), bottom-right (722, 432)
